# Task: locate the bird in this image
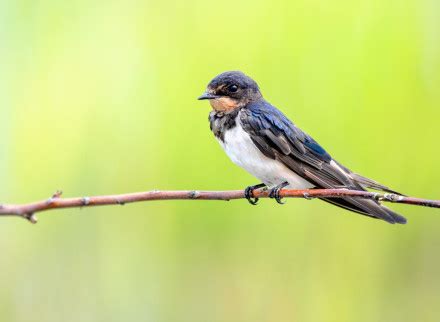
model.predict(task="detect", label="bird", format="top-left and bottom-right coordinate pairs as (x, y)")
top-left (198, 71), bottom-right (407, 224)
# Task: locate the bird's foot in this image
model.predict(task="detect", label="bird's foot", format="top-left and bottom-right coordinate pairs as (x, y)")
top-left (244, 183), bottom-right (266, 205)
top-left (269, 182), bottom-right (289, 204)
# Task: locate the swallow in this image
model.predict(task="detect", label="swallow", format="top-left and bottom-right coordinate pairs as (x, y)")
top-left (198, 71), bottom-right (407, 224)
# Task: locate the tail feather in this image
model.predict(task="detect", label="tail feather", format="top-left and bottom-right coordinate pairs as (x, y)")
top-left (350, 173), bottom-right (405, 195)
top-left (320, 197), bottom-right (407, 224)
top-left (333, 161), bottom-right (405, 195)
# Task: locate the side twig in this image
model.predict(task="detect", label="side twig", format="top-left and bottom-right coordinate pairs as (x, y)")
top-left (0, 189), bottom-right (438, 223)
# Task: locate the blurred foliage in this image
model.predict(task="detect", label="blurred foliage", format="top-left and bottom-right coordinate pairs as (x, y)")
top-left (1, 0), bottom-right (440, 321)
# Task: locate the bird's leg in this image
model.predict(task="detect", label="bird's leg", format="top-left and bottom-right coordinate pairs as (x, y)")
top-left (269, 181), bottom-right (289, 204)
top-left (244, 183), bottom-right (267, 205)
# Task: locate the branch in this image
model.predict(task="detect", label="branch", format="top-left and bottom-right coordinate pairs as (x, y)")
top-left (1, 188), bottom-right (439, 223)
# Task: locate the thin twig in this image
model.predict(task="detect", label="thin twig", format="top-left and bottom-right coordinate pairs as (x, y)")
top-left (0, 189), bottom-right (439, 224)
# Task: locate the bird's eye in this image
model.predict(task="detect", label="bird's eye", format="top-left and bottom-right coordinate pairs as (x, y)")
top-left (228, 84), bottom-right (238, 92)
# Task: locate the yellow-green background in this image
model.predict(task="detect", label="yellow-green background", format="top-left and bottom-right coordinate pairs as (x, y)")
top-left (1, 0), bottom-right (440, 321)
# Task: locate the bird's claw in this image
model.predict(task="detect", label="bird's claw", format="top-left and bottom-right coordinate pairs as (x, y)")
top-left (269, 187), bottom-right (285, 204)
top-left (269, 182), bottom-right (289, 204)
top-left (244, 183), bottom-right (266, 205)
top-left (244, 186), bottom-right (259, 205)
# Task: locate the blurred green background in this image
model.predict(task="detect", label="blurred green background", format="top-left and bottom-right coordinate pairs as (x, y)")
top-left (1, 0), bottom-right (440, 321)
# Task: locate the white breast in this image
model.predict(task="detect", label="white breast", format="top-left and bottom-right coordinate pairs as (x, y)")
top-left (217, 119), bottom-right (314, 189)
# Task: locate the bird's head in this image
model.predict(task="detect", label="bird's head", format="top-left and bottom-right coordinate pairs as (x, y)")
top-left (198, 71), bottom-right (262, 112)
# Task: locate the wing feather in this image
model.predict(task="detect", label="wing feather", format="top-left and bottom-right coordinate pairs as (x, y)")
top-left (239, 101), bottom-right (406, 224)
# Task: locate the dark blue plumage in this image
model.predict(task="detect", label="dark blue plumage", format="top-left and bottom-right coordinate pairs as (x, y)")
top-left (245, 100), bottom-right (332, 163)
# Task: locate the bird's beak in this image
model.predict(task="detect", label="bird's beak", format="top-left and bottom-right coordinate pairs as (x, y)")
top-left (198, 91), bottom-right (219, 100)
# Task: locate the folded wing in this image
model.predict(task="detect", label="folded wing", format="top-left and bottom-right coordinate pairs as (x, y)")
top-left (240, 101), bottom-right (406, 224)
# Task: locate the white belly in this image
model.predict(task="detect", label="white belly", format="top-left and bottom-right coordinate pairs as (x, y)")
top-left (217, 124), bottom-right (314, 189)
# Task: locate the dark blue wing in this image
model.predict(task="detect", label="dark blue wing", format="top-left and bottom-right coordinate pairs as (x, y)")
top-left (240, 100), bottom-right (345, 183)
top-left (239, 100), bottom-right (406, 224)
